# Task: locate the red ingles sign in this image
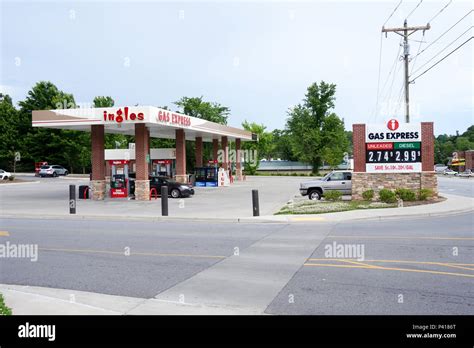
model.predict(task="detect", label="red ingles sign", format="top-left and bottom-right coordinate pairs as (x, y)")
top-left (103, 107), bottom-right (144, 123)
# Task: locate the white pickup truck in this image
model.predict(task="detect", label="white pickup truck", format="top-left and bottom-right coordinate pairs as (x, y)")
top-left (299, 170), bottom-right (352, 200)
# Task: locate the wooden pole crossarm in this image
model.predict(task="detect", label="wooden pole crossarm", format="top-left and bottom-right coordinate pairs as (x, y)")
top-left (382, 24), bottom-right (431, 33)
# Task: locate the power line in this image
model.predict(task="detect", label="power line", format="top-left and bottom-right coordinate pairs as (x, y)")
top-left (384, 0), bottom-right (403, 26)
top-left (411, 26), bottom-right (473, 76)
top-left (394, 82), bottom-right (405, 117)
top-left (413, 10), bottom-right (473, 59)
top-left (378, 39), bottom-right (403, 121)
top-left (410, 31), bottom-right (425, 74)
top-left (428, 0), bottom-right (452, 23)
top-left (386, 56), bottom-right (403, 113)
top-left (406, 0), bottom-right (423, 20)
top-left (373, 33), bottom-right (384, 121)
top-left (382, 21), bottom-right (430, 123)
top-left (410, 36), bottom-right (473, 83)
top-left (380, 38), bottom-right (403, 97)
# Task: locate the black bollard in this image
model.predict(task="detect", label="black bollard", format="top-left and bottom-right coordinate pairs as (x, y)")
top-left (161, 186), bottom-right (169, 216)
top-left (252, 189), bottom-right (259, 216)
top-left (69, 184), bottom-right (76, 214)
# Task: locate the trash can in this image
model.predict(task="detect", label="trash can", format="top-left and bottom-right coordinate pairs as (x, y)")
top-left (79, 185), bottom-right (89, 199)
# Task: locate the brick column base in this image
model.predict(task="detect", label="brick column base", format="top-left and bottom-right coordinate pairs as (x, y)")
top-left (420, 172), bottom-right (438, 197)
top-left (175, 174), bottom-right (188, 184)
top-left (91, 180), bottom-right (106, 200)
top-left (135, 180), bottom-right (150, 201)
top-left (235, 169), bottom-right (243, 181)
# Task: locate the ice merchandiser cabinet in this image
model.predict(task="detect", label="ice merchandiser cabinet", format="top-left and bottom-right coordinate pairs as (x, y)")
top-left (194, 167), bottom-right (218, 187)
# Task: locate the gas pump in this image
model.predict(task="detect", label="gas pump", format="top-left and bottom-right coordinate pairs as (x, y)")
top-left (153, 159), bottom-right (172, 177)
top-left (194, 160), bottom-right (219, 187)
top-left (109, 160), bottom-right (130, 198)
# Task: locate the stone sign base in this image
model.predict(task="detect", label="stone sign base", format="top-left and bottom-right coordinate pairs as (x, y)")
top-left (351, 172), bottom-right (438, 200)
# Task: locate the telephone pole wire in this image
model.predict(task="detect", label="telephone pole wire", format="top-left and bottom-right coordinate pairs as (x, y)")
top-left (382, 20), bottom-right (430, 123)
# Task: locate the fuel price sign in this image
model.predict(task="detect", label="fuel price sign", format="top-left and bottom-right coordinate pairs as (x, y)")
top-left (365, 120), bottom-right (422, 173)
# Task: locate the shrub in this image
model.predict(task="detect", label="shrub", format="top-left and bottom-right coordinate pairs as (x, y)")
top-left (243, 162), bottom-right (258, 175)
top-left (362, 189), bottom-right (374, 201)
top-left (8, 176), bottom-right (14, 181)
top-left (395, 188), bottom-right (416, 201)
top-left (324, 190), bottom-right (342, 201)
top-left (291, 173), bottom-right (298, 176)
top-left (418, 188), bottom-right (434, 201)
top-left (379, 189), bottom-right (397, 203)
top-left (0, 294), bottom-right (12, 315)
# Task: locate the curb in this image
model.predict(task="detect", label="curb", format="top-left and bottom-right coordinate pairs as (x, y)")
top-left (1, 206), bottom-right (472, 224)
top-left (0, 213), bottom-right (281, 224)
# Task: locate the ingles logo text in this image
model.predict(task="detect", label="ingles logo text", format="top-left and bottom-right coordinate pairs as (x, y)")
top-left (103, 107), bottom-right (144, 123)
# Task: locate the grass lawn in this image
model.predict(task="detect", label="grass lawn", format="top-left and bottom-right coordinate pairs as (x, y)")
top-left (276, 199), bottom-right (397, 215)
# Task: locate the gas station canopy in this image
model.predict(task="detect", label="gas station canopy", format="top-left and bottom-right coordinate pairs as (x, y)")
top-left (32, 106), bottom-right (255, 142)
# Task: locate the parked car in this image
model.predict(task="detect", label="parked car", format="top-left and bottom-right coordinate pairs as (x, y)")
top-left (0, 169), bottom-right (12, 180)
top-left (434, 164), bottom-right (448, 173)
top-left (456, 169), bottom-right (473, 177)
top-left (35, 161), bottom-right (48, 176)
top-left (300, 170), bottom-right (352, 200)
top-left (39, 165), bottom-right (68, 177)
top-left (129, 174), bottom-right (194, 198)
top-left (443, 169), bottom-right (457, 176)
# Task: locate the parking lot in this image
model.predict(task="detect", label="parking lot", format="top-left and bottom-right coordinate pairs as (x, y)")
top-left (0, 175), bottom-right (309, 219)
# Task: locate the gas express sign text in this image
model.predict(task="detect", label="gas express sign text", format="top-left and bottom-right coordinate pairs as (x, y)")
top-left (365, 119), bottom-right (422, 173)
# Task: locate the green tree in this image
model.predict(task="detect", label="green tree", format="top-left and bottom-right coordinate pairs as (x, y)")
top-left (455, 137), bottom-right (473, 151)
top-left (242, 121), bottom-right (273, 164)
top-left (93, 96), bottom-right (115, 108)
top-left (174, 97), bottom-right (230, 170)
top-left (270, 129), bottom-right (297, 161)
top-left (0, 94), bottom-right (21, 171)
top-left (321, 113), bottom-right (349, 168)
top-left (239, 121), bottom-right (275, 174)
top-left (286, 81), bottom-right (348, 173)
top-left (17, 81), bottom-right (92, 173)
top-left (461, 125), bottom-right (474, 142)
top-left (174, 96), bottom-right (230, 125)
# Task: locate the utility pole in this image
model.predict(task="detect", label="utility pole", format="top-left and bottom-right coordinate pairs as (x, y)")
top-left (382, 20), bottom-right (430, 123)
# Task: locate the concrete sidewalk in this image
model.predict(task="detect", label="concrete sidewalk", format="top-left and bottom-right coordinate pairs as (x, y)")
top-left (0, 284), bottom-right (258, 315)
top-left (1, 193), bottom-right (472, 223)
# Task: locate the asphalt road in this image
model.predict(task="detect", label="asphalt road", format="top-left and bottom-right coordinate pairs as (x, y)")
top-left (1, 212), bottom-right (473, 314)
top-left (266, 212), bottom-right (474, 315)
top-left (437, 175), bottom-right (474, 198)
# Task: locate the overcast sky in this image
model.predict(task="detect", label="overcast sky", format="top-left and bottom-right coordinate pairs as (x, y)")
top-left (1, 0), bottom-right (472, 135)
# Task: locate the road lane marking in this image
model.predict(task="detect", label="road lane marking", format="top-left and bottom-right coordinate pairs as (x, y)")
top-left (338, 259), bottom-right (385, 269)
top-left (39, 247), bottom-right (226, 260)
top-left (437, 263), bottom-right (474, 271)
top-left (327, 235), bottom-right (474, 241)
top-left (304, 263), bottom-right (474, 278)
top-left (307, 258), bottom-right (474, 267)
top-left (0, 231), bottom-right (10, 236)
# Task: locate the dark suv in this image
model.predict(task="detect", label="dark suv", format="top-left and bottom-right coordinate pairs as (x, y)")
top-left (128, 174), bottom-right (194, 198)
